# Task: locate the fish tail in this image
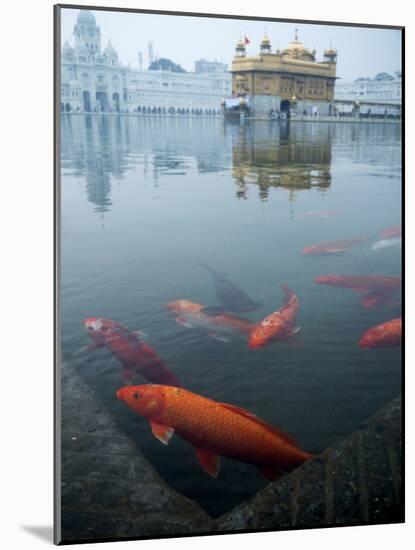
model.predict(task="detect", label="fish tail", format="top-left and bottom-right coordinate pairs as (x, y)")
top-left (197, 262), bottom-right (226, 278)
top-left (280, 284), bottom-right (294, 303)
top-left (197, 261), bottom-right (215, 274)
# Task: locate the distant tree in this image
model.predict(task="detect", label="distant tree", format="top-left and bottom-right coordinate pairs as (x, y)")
top-left (148, 58), bottom-right (186, 73)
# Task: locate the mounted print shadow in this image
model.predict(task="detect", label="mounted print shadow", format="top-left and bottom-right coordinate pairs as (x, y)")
top-left (54, 4), bottom-right (404, 545)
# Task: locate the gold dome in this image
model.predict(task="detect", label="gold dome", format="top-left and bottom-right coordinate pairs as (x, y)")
top-left (282, 29), bottom-right (314, 60)
top-left (283, 40), bottom-right (311, 55)
top-left (261, 34), bottom-right (271, 45)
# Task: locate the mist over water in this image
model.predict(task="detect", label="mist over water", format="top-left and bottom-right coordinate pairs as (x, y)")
top-left (61, 115), bottom-right (401, 517)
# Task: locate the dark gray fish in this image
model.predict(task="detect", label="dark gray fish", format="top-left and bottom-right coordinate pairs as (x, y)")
top-left (198, 262), bottom-right (261, 315)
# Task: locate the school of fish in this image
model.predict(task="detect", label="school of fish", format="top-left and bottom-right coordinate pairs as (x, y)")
top-left (77, 223), bottom-right (401, 483)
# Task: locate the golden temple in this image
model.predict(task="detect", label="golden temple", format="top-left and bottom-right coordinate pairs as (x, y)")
top-left (230, 30), bottom-right (337, 117)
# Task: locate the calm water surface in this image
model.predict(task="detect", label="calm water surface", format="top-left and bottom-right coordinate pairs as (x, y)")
top-left (60, 115), bottom-right (401, 517)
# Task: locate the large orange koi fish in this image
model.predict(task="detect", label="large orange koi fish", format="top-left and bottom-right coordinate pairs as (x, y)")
top-left (117, 384), bottom-right (313, 480)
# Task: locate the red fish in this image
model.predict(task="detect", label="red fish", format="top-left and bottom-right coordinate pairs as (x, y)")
top-left (315, 275), bottom-right (401, 310)
top-left (359, 318), bottom-right (402, 349)
top-left (302, 236), bottom-right (367, 255)
top-left (360, 289), bottom-right (399, 309)
top-left (117, 384), bottom-right (313, 480)
top-left (315, 275), bottom-right (401, 293)
top-left (248, 285), bottom-right (299, 349)
top-left (380, 225), bottom-right (401, 239)
top-left (166, 300), bottom-right (255, 342)
top-left (83, 318), bottom-right (181, 386)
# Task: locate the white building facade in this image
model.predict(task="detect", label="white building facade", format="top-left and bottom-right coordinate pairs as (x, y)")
top-left (61, 10), bottom-right (231, 115)
top-left (335, 72), bottom-right (401, 104)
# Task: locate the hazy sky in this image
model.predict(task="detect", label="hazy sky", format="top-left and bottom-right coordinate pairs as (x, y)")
top-left (61, 8), bottom-right (401, 81)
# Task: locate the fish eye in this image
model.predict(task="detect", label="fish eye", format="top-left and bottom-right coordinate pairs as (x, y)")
top-left (87, 326), bottom-right (94, 331)
top-left (133, 392), bottom-right (141, 399)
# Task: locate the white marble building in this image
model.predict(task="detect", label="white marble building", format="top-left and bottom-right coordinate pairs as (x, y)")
top-left (335, 72), bottom-right (401, 105)
top-left (61, 10), bottom-right (231, 114)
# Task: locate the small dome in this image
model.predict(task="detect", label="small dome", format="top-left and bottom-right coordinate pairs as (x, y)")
top-left (62, 41), bottom-right (74, 57)
top-left (324, 47), bottom-right (337, 57)
top-left (77, 10), bottom-right (96, 25)
top-left (260, 34), bottom-right (272, 53)
top-left (104, 40), bottom-right (118, 58)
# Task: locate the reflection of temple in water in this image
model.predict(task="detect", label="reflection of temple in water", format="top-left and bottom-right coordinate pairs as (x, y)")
top-left (61, 115), bottom-right (128, 213)
top-left (229, 121), bottom-right (332, 201)
top-left (60, 115), bottom-right (231, 213)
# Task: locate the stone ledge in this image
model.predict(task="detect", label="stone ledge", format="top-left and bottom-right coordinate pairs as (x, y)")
top-left (59, 364), bottom-right (213, 543)
top-left (215, 397), bottom-right (402, 532)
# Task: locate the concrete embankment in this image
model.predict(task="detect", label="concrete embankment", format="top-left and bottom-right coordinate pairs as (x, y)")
top-left (58, 364), bottom-right (403, 543)
top-left (59, 364), bottom-right (212, 543)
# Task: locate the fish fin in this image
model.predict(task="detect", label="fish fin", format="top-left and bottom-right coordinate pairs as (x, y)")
top-left (98, 365), bottom-right (113, 376)
top-left (219, 402), bottom-right (299, 447)
top-left (175, 316), bottom-right (194, 328)
top-left (73, 342), bottom-right (104, 355)
top-left (195, 448), bottom-right (220, 478)
top-left (289, 326), bottom-right (301, 336)
top-left (207, 332), bottom-right (231, 342)
top-left (201, 306), bottom-right (227, 316)
top-left (121, 367), bottom-right (134, 383)
top-left (258, 465), bottom-right (286, 482)
top-left (150, 421), bottom-right (174, 445)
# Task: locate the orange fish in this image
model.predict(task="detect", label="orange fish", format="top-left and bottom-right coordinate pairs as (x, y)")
top-left (166, 300), bottom-right (255, 342)
top-left (83, 317), bottom-right (181, 386)
top-left (359, 318), bottom-right (402, 349)
top-left (302, 236), bottom-right (367, 255)
top-left (117, 384), bottom-right (313, 480)
top-left (380, 225), bottom-right (401, 239)
top-left (248, 285), bottom-right (299, 349)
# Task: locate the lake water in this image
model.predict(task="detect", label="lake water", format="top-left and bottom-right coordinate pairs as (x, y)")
top-left (60, 115), bottom-right (402, 517)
